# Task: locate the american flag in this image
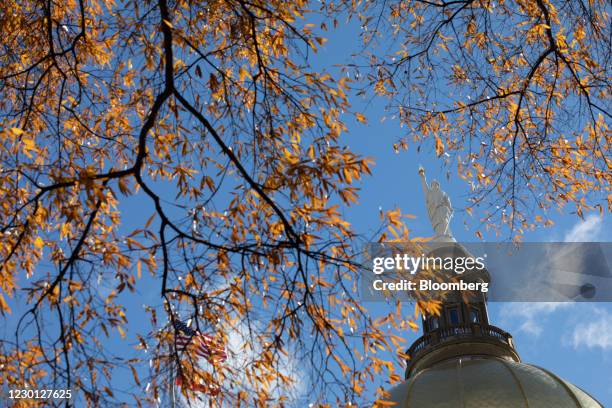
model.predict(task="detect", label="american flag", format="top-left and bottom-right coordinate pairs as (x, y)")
top-left (173, 319), bottom-right (227, 363)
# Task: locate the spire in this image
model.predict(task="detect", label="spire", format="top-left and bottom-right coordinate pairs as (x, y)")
top-left (405, 169), bottom-right (519, 378)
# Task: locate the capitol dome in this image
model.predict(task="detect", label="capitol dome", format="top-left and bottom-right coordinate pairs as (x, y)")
top-left (388, 356), bottom-right (603, 407)
top-left (384, 241), bottom-right (604, 408)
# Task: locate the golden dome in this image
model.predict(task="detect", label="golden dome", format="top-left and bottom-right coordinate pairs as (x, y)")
top-left (388, 356), bottom-right (603, 408)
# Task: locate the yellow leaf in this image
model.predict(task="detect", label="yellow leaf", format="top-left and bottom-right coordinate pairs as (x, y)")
top-left (22, 138), bottom-right (37, 157)
top-left (0, 293), bottom-right (11, 314)
top-left (355, 112), bottom-right (367, 124)
top-left (434, 135), bottom-right (445, 157)
top-left (34, 237), bottom-right (44, 249)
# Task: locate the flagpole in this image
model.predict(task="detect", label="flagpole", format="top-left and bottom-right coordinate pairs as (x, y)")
top-left (169, 344), bottom-right (177, 408)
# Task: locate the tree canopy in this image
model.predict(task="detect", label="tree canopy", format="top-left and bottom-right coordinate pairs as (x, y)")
top-left (0, 0), bottom-right (609, 406)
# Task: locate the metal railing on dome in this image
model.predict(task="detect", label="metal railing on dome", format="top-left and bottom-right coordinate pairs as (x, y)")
top-left (407, 323), bottom-right (513, 359)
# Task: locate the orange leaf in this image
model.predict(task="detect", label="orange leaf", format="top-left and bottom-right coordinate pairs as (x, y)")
top-left (434, 135), bottom-right (445, 157)
top-left (34, 237), bottom-right (44, 249)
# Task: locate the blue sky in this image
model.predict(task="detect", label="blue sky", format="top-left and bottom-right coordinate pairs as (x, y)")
top-left (118, 113), bottom-right (611, 405)
top-left (347, 140), bottom-right (612, 404)
top-left (313, 16), bottom-right (612, 406)
top-left (4, 6), bottom-right (610, 407)
top-left (112, 10), bottom-right (611, 406)
top-left (334, 105), bottom-right (612, 405)
top-left (111, 110), bottom-right (612, 405)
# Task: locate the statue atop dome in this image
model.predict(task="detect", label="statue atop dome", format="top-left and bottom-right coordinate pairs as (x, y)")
top-left (384, 168), bottom-right (605, 406)
top-left (418, 166), bottom-right (454, 241)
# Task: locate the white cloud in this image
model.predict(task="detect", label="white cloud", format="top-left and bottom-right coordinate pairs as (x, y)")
top-left (176, 319), bottom-right (305, 407)
top-left (159, 279), bottom-right (306, 407)
top-left (499, 302), bottom-right (572, 336)
top-left (564, 214), bottom-right (603, 242)
top-left (571, 307), bottom-right (612, 351)
top-left (532, 214), bottom-right (608, 301)
top-left (498, 216), bottom-right (609, 345)
top-left (500, 303), bottom-right (612, 352)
